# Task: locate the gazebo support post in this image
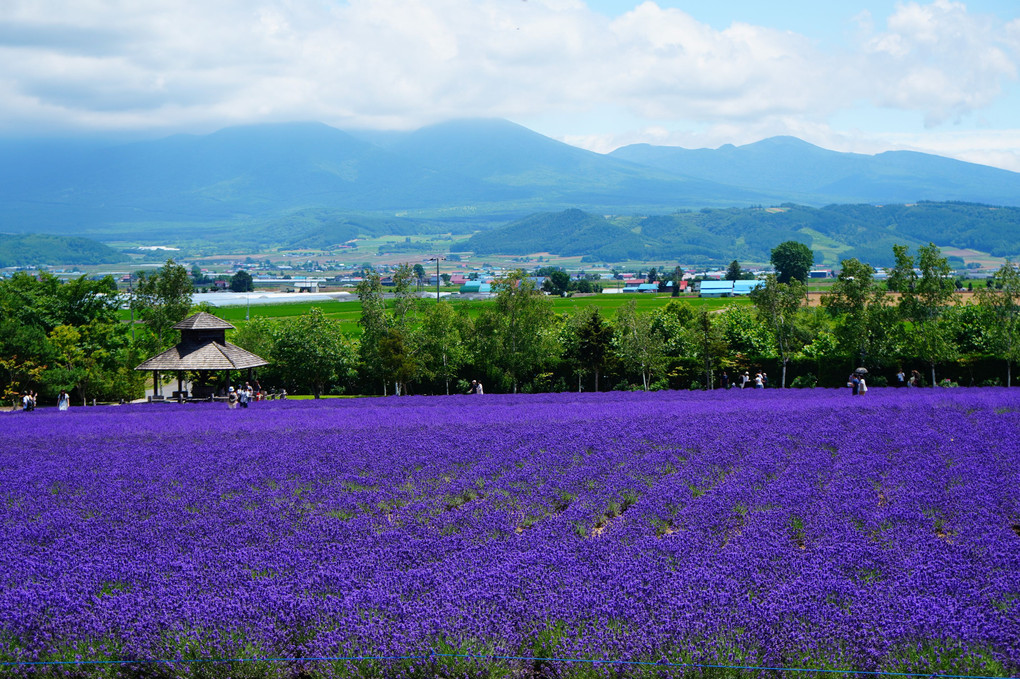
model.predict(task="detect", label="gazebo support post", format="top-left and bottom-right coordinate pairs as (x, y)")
top-left (152, 371), bottom-right (159, 398)
top-left (177, 372), bottom-right (184, 402)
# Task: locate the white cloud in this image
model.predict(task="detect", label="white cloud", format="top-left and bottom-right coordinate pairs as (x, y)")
top-left (859, 0), bottom-right (1019, 125)
top-left (0, 0), bottom-right (1017, 170)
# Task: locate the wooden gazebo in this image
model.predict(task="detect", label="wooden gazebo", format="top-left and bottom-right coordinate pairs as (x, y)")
top-left (135, 312), bottom-right (268, 400)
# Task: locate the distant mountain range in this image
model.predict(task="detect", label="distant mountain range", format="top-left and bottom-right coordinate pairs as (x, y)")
top-left (2, 119), bottom-right (1020, 261)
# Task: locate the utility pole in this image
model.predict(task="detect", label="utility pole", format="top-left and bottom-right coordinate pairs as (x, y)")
top-left (128, 274), bottom-right (135, 342)
top-left (428, 256), bottom-right (445, 300)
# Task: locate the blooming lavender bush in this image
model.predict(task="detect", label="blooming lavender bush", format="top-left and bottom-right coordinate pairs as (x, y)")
top-left (2, 389), bottom-right (1019, 677)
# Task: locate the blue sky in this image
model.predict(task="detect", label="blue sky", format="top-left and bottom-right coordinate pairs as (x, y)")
top-left (2, 0), bottom-right (1020, 170)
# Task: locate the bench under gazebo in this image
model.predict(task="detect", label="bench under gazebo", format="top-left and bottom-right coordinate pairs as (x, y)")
top-left (135, 312), bottom-right (268, 400)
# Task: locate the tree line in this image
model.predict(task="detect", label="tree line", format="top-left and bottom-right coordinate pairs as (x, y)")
top-left (235, 243), bottom-right (1020, 396)
top-left (3, 242), bottom-right (1020, 405)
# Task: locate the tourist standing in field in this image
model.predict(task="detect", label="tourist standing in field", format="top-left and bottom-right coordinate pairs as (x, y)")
top-left (896, 369), bottom-right (906, 387)
top-left (228, 387), bottom-right (238, 409)
top-left (754, 372), bottom-right (764, 389)
top-left (859, 376), bottom-right (868, 394)
top-left (470, 380), bottom-right (484, 395)
top-left (741, 372), bottom-right (749, 388)
top-left (720, 372), bottom-right (729, 389)
top-left (58, 390), bottom-right (69, 411)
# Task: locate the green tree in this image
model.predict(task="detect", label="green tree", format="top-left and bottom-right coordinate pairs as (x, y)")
top-left (356, 272), bottom-right (390, 394)
top-left (47, 323), bottom-right (109, 406)
top-left (725, 260), bottom-right (742, 282)
top-left (0, 272), bottom-right (142, 404)
top-left (191, 265), bottom-right (208, 285)
top-left (229, 270), bottom-right (254, 292)
top-left (273, 308), bottom-right (357, 398)
top-left (650, 300), bottom-right (696, 358)
top-left (55, 275), bottom-right (120, 327)
top-left (0, 355), bottom-right (45, 408)
top-left (613, 300), bottom-right (664, 391)
top-left (412, 263), bottom-right (426, 290)
top-left (694, 308), bottom-right (728, 389)
top-left (823, 258), bottom-right (896, 369)
top-left (391, 263), bottom-right (418, 332)
top-left (671, 266), bottom-right (683, 297)
top-left (889, 243), bottom-right (957, 386)
top-left (415, 301), bottom-right (469, 395)
top-left (542, 270), bottom-right (570, 296)
top-left (719, 305), bottom-right (775, 360)
top-left (131, 259), bottom-right (193, 351)
top-left (751, 274), bottom-right (807, 387)
top-left (231, 316), bottom-right (278, 367)
top-left (561, 306), bottom-right (614, 391)
top-left (977, 261), bottom-right (1020, 386)
top-left (770, 241), bottom-right (814, 284)
top-left (379, 327), bottom-right (418, 396)
top-left (474, 270), bottom-right (555, 393)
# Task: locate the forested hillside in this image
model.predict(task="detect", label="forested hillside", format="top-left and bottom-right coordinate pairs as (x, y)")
top-left (0, 234), bottom-right (124, 267)
top-left (466, 202), bottom-right (1020, 266)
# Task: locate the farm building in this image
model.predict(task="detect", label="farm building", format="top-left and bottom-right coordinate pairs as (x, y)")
top-left (459, 281), bottom-right (492, 293)
top-left (622, 282), bottom-right (658, 293)
top-left (698, 281), bottom-right (733, 297)
top-left (732, 280), bottom-right (763, 295)
top-left (698, 280), bottom-right (763, 297)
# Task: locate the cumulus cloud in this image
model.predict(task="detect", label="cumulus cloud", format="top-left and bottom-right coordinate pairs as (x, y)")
top-left (858, 0), bottom-right (1018, 126)
top-left (0, 0), bottom-right (1017, 151)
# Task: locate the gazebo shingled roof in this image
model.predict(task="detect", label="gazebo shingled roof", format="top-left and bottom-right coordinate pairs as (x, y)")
top-left (135, 340), bottom-right (268, 371)
top-left (135, 311), bottom-right (267, 372)
top-left (173, 311), bottom-right (235, 331)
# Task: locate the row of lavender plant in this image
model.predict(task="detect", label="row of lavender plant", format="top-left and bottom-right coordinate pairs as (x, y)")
top-left (2, 388), bottom-right (1018, 677)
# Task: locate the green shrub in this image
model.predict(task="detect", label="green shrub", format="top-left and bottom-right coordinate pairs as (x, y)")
top-left (790, 373), bottom-right (817, 388)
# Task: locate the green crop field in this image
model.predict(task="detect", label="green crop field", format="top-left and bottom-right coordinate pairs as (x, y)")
top-left (120, 293), bottom-right (752, 337)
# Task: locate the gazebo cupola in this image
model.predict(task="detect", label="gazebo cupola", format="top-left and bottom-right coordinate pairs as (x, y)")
top-left (135, 312), bottom-right (268, 399)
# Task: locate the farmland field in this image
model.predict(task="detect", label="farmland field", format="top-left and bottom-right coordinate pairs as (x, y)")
top-left (2, 389), bottom-right (1019, 678)
top-left (197, 294), bottom-right (750, 330)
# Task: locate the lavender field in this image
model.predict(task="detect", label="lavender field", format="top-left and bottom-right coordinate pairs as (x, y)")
top-left (2, 389), bottom-right (1020, 678)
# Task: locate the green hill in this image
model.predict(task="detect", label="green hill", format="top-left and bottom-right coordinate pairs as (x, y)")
top-left (0, 234), bottom-right (124, 267)
top-left (466, 203), bottom-right (1020, 266)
